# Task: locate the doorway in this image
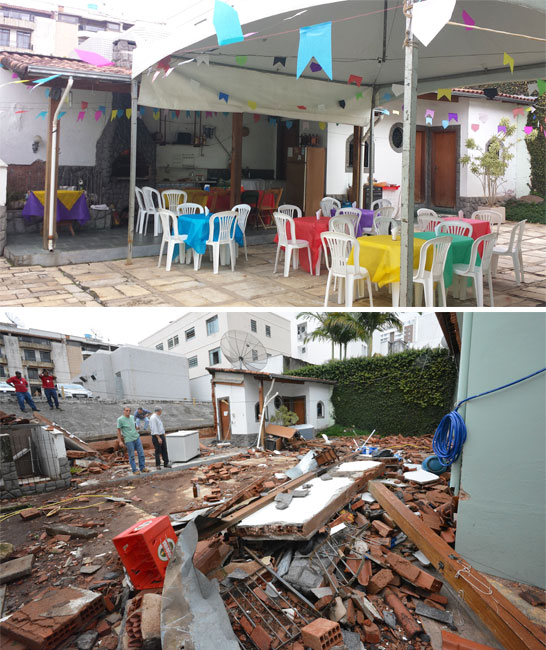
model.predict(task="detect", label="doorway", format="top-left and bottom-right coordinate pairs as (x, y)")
top-left (278, 396), bottom-right (306, 424)
top-left (276, 120), bottom-right (300, 179)
top-left (218, 397), bottom-right (231, 440)
top-left (414, 126), bottom-right (458, 209)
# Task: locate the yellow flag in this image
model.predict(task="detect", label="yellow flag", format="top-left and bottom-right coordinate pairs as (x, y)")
top-left (153, 110), bottom-right (160, 120)
top-left (110, 109), bottom-right (117, 121)
top-left (319, 122), bottom-right (326, 130)
top-left (437, 88), bottom-right (452, 101)
top-left (126, 108), bottom-right (132, 119)
top-left (503, 52), bottom-right (514, 74)
top-left (247, 100), bottom-right (257, 110)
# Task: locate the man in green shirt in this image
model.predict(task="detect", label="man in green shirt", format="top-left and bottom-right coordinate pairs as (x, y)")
top-left (117, 406), bottom-right (149, 475)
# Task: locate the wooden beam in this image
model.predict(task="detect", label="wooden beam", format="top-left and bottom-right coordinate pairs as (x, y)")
top-left (210, 378), bottom-right (218, 441)
top-left (352, 126), bottom-right (362, 207)
top-left (369, 481), bottom-right (546, 650)
top-left (230, 112), bottom-right (243, 208)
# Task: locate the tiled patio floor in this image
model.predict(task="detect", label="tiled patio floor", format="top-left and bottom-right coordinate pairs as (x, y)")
top-left (0, 221), bottom-right (544, 307)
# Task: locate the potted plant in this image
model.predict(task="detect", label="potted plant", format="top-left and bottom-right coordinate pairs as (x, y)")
top-left (271, 405), bottom-right (299, 427)
top-left (460, 117), bottom-right (537, 219)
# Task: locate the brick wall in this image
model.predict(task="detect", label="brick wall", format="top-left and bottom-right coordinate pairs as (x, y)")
top-left (7, 160), bottom-right (46, 198)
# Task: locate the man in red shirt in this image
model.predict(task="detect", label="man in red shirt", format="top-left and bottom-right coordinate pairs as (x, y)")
top-left (6, 371), bottom-right (39, 413)
top-left (40, 370), bottom-right (61, 410)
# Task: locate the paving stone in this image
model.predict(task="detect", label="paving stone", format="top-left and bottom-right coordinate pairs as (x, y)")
top-left (0, 554), bottom-right (34, 584)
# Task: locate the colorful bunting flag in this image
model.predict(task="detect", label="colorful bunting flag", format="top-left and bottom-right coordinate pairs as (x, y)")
top-left (437, 88), bottom-right (452, 101)
top-left (253, 114), bottom-right (260, 122)
top-left (503, 52), bottom-right (514, 74)
top-left (74, 49), bottom-right (113, 67)
top-left (213, 0), bottom-right (244, 46)
top-left (117, 109), bottom-right (124, 118)
top-left (58, 111), bottom-right (66, 119)
top-left (310, 62), bottom-right (322, 72)
top-left (205, 111), bottom-right (213, 118)
top-left (219, 92), bottom-right (229, 103)
top-left (30, 74), bottom-right (61, 91)
top-left (425, 109), bottom-right (435, 118)
top-left (523, 126), bottom-right (534, 135)
top-left (318, 122), bottom-right (326, 130)
top-left (478, 113), bottom-right (488, 123)
top-left (36, 110), bottom-right (47, 119)
top-left (392, 109), bottom-right (400, 115)
top-left (153, 108), bottom-right (160, 120)
top-left (247, 100), bottom-right (257, 110)
top-left (157, 56), bottom-right (171, 73)
top-left (348, 74), bottom-right (362, 86)
top-left (81, 101), bottom-right (88, 110)
top-left (462, 9), bottom-right (475, 30)
top-left (471, 124), bottom-right (480, 132)
top-left (497, 124), bottom-right (507, 133)
top-left (273, 56), bottom-right (286, 67)
top-left (338, 100), bottom-right (346, 109)
top-left (355, 92), bottom-right (363, 100)
top-left (537, 79), bottom-right (546, 96)
top-left (152, 71), bottom-right (161, 83)
top-left (425, 116), bottom-right (433, 126)
top-left (412, 0), bottom-right (456, 47)
top-left (77, 111), bottom-right (86, 122)
top-left (235, 55), bottom-right (247, 66)
top-left (196, 54), bottom-right (210, 66)
top-left (297, 22), bottom-right (332, 80)
top-left (285, 120), bottom-right (293, 129)
top-left (442, 120), bottom-right (449, 129)
top-left (297, 105), bottom-right (307, 110)
top-left (391, 84), bottom-right (404, 96)
top-left (175, 110), bottom-right (180, 118)
top-left (448, 112), bottom-right (458, 122)
top-left (94, 110), bottom-right (102, 121)
top-left (512, 107), bottom-right (524, 117)
top-left (126, 109), bottom-right (132, 119)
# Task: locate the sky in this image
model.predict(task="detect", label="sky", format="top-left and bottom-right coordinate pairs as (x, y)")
top-left (0, 308), bottom-right (302, 344)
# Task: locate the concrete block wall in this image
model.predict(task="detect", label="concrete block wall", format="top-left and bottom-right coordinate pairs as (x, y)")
top-left (0, 397), bottom-right (214, 441)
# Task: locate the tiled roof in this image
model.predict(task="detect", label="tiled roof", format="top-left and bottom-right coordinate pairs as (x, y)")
top-left (206, 366), bottom-right (337, 385)
top-left (0, 51), bottom-right (131, 79)
top-left (452, 87), bottom-right (535, 104)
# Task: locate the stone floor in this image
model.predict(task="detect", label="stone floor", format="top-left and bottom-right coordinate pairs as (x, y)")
top-left (0, 221), bottom-right (544, 307)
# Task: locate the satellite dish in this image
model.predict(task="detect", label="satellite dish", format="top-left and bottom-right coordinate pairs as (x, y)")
top-left (5, 312), bottom-right (25, 329)
top-left (220, 330), bottom-right (268, 372)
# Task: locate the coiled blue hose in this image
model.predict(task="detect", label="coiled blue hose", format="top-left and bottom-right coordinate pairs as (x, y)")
top-left (432, 366), bottom-right (546, 468)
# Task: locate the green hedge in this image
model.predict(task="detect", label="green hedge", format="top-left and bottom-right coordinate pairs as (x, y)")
top-left (286, 349), bottom-right (458, 437)
top-left (504, 199), bottom-right (546, 225)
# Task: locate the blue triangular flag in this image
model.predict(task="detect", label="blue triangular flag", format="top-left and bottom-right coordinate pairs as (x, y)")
top-left (58, 111), bottom-right (66, 119)
top-left (219, 92), bottom-right (229, 103)
top-left (213, 0), bottom-right (244, 46)
top-left (297, 22), bottom-right (332, 80)
top-left (286, 120), bottom-right (293, 129)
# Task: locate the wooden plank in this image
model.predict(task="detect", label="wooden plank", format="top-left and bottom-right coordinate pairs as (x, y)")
top-left (230, 113), bottom-right (243, 208)
top-left (369, 481), bottom-right (546, 650)
top-left (265, 424), bottom-right (298, 439)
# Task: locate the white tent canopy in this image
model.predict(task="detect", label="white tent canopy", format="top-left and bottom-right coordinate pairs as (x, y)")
top-left (133, 0), bottom-right (546, 125)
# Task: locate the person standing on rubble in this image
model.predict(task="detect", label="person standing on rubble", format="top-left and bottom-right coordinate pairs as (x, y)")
top-left (39, 370), bottom-right (61, 410)
top-left (150, 407), bottom-right (171, 469)
top-left (134, 406), bottom-right (151, 431)
top-left (6, 371), bottom-right (40, 413)
top-left (116, 406), bottom-right (149, 475)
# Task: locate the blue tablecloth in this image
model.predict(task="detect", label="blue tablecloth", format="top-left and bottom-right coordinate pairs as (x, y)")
top-left (176, 213), bottom-right (244, 256)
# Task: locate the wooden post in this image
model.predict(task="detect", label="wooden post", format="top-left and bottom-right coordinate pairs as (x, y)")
top-left (211, 378), bottom-right (219, 440)
top-left (126, 79), bottom-right (138, 264)
top-left (352, 126), bottom-right (362, 207)
top-left (43, 94), bottom-right (60, 250)
top-left (230, 113), bottom-right (243, 208)
top-left (399, 2), bottom-right (418, 306)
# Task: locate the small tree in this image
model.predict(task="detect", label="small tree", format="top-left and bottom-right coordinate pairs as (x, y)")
top-left (271, 405), bottom-right (299, 426)
top-left (460, 117), bottom-right (537, 206)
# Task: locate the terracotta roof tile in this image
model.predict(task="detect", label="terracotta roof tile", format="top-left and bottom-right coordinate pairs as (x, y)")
top-left (452, 87), bottom-right (535, 103)
top-left (0, 51), bottom-right (130, 79)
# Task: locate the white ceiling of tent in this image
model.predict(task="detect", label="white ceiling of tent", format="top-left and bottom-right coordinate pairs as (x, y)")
top-left (134, 0), bottom-right (545, 125)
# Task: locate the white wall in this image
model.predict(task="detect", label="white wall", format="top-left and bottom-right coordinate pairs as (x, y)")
top-left (326, 95), bottom-right (531, 199)
top-left (144, 111), bottom-right (277, 179)
top-left (0, 69), bottom-right (112, 166)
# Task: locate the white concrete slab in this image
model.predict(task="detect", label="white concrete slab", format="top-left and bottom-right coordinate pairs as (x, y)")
top-left (403, 468), bottom-right (440, 484)
top-left (336, 460), bottom-right (382, 473)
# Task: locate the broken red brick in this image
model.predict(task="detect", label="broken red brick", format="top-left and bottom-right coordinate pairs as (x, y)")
top-left (362, 620), bottom-right (380, 644)
top-left (384, 588), bottom-right (422, 638)
top-left (301, 619), bottom-right (343, 650)
top-left (19, 508), bottom-right (41, 521)
top-left (367, 569), bottom-right (395, 595)
top-left (371, 519), bottom-right (393, 537)
top-left (96, 618), bottom-right (110, 636)
top-left (315, 595), bottom-right (333, 610)
top-left (240, 616), bottom-right (254, 636)
top-left (250, 624), bottom-right (272, 650)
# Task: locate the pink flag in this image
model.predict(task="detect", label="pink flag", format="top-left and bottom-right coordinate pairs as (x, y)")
top-left (471, 124), bottom-right (480, 132)
top-left (524, 126), bottom-right (534, 135)
top-left (81, 101), bottom-right (89, 110)
top-left (462, 10), bottom-right (475, 30)
top-left (77, 111), bottom-right (86, 122)
top-left (94, 110), bottom-right (102, 121)
top-left (74, 49), bottom-right (114, 67)
top-left (512, 107), bottom-right (524, 117)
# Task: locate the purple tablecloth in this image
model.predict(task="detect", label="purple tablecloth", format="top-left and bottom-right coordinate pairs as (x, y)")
top-left (22, 192), bottom-right (91, 225)
top-left (330, 208), bottom-right (374, 236)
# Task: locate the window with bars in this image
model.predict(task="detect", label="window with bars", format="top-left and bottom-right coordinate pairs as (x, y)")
top-left (27, 368), bottom-right (39, 380)
top-left (265, 325), bottom-right (271, 337)
top-left (185, 327), bottom-right (195, 340)
top-left (0, 29), bottom-right (10, 47)
top-left (250, 319), bottom-right (257, 333)
top-left (24, 349), bottom-right (36, 361)
top-left (206, 316), bottom-right (219, 335)
top-left (156, 343), bottom-right (164, 351)
top-left (209, 348), bottom-right (221, 365)
top-left (167, 335), bottom-right (179, 349)
top-left (188, 356), bottom-right (198, 368)
top-left (40, 350), bottom-right (51, 362)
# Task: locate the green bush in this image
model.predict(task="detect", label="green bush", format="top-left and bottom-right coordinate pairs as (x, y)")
top-left (504, 199), bottom-right (546, 224)
top-left (286, 349), bottom-right (458, 436)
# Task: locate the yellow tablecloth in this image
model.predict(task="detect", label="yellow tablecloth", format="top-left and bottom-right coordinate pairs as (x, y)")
top-left (348, 235), bottom-right (431, 287)
top-left (32, 190), bottom-right (84, 211)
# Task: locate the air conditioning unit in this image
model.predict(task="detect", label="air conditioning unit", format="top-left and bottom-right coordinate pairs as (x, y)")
top-left (165, 430), bottom-right (200, 462)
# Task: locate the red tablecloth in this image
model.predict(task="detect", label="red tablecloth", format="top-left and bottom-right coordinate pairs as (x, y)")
top-left (274, 216), bottom-right (330, 274)
top-left (442, 217), bottom-right (491, 255)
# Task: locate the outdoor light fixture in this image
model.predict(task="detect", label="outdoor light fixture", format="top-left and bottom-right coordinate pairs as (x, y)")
top-left (32, 135), bottom-right (42, 153)
top-left (79, 376), bottom-right (88, 383)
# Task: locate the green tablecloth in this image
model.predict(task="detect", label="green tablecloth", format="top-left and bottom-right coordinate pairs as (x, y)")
top-left (414, 232), bottom-right (477, 287)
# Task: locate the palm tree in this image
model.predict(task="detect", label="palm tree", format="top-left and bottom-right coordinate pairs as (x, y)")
top-left (297, 312), bottom-right (356, 360)
top-left (329, 312), bottom-right (404, 356)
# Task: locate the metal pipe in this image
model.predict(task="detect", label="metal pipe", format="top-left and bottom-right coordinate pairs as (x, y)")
top-left (48, 76), bottom-right (73, 252)
top-left (126, 78), bottom-right (138, 264)
top-left (367, 88), bottom-right (375, 210)
top-left (255, 379), bottom-right (277, 449)
top-left (451, 313), bottom-right (473, 495)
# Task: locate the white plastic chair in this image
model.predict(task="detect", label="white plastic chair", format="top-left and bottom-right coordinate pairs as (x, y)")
top-left (413, 236), bottom-right (452, 306)
top-left (232, 203), bottom-right (251, 260)
top-left (195, 211), bottom-right (237, 274)
top-left (435, 220), bottom-right (473, 238)
top-left (371, 199), bottom-right (392, 211)
top-left (142, 187), bottom-right (162, 236)
top-left (320, 197), bottom-right (341, 217)
top-left (329, 215), bottom-right (356, 238)
top-left (176, 202), bottom-right (205, 215)
top-left (453, 233), bottom-right (497, 307)
top-left (273, 211), bottom-right (312, 278)
top-left (135, 187), bottom-right (148, 234)
top-left (373, 214), bottom-right (397, 235)
top-left (157, 209), bottom-right (188, 272)
top-left (337, 207), bottom-right (361, 234)
top-left (417, 209), bottom-right (442, 233)
top-left (320, 231), bottom-right (373, 307)
top-left (161, 190), bottom-right (187, 211)
top-left (278, 204), bottom-right (303, 219)
top-left (417, 208), bottom-right (439, 219)
top-left (491, 219), bottom-right (526, 285)
top-left (471, 209), bottom-right (502, 236)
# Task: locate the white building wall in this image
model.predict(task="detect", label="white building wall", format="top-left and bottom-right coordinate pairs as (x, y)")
top-left (145, 112), bottom-right (277, 178)
top-left (49, 341), bottom-right (72, 383)
top-left (326, 123), bottom-right (352, 197)
top-left (0, 69), bottom-right (112, 166)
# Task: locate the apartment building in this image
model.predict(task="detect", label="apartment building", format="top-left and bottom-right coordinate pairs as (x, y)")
top-left (0, 3), bottom-right (131, 56)
top-left (139, 313), bottom-right (292, 401)
top-left (293, 313), bottom-right (445, 363)
top-left (0, 322), bottom-right (116, 395)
